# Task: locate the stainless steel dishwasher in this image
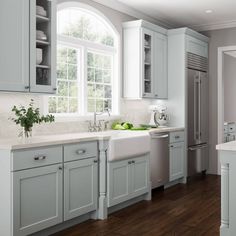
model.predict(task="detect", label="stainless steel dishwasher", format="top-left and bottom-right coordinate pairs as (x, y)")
top-left (150, 132), bottom-right (169, 189)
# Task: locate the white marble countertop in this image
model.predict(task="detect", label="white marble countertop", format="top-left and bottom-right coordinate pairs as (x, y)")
top-left (216, 141), bottom-right (236, 151)
top-left (0, 127), bottom-right (184, 150)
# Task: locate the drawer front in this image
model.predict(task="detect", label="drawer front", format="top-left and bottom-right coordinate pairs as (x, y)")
top-left (64, 141), bottom-right (97, 162)
top-left (12, 146), bottom-right (63, 171)
top-left (170, 131), bottom-right (185, 143)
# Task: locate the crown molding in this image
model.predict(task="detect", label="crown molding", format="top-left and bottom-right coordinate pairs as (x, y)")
top-left (91, 0), bottom-right (174, 29)
top-left (191, 20), bottom-right (236, 32)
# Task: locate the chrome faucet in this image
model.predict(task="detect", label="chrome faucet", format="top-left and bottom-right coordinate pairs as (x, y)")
top-left (87, 109), bottom-right (111, 132)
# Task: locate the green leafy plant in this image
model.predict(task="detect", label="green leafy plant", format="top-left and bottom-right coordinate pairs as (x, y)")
top-left (11, 99), bottom-right (55, 138)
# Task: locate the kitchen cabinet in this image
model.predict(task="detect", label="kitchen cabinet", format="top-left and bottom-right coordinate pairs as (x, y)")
top-left (64, 157), bottom-right (98, 221)
top-left (169, 132), bottom-right (185, 181)
top-left (0, 0), bottom-right (30, 92)
top-left (13, 164), bottom-right (63, 236)
top-left (123, 20), bottom-right (168, 99)
top-left (108, 154), bottom-right (149, 207)
top-left (0, 0), bottom-right (56, 93)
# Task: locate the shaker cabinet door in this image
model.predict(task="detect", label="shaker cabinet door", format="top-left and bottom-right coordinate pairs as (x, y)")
top-left (13, 164), bottom-right (63, 236)
top-left (131, 155), bottom-right (149, 197)
top-left (0, 0), bottom-right (29, 92)
top-left (169, 142), bottom-right (185, 181)
top-left (64, 158), bottom-right (98, 221)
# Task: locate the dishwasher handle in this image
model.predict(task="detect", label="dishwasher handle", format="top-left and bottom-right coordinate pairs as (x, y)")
top-left (151, 134), bottom-right (169, 139)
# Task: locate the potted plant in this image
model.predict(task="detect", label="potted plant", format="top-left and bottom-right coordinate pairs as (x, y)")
top-left (11, 99), bottom-right (55, 138)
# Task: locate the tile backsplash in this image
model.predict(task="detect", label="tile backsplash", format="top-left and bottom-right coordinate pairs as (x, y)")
top-left (0, 93), bottom-right (158, 139)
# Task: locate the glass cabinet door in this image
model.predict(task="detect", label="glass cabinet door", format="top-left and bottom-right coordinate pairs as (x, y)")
top-left (142, 28), bottom-right (154, 98)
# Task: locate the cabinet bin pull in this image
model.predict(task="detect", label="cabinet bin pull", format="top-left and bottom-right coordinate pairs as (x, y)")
top-left (76, 149), bottom-right (86, 155)
top-left (34, 155), bottom-right (46, 161)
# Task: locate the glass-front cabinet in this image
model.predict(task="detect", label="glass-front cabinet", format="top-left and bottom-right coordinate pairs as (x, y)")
top-left (142, 29), bottom-right (154, 98)
top-left (30, 0), bottom-right (57, 93)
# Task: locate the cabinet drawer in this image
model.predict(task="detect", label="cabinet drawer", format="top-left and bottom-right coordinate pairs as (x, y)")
top-left (12, 146), bottom-right (63, 171)
top-left (64, 141), bottom-right (97, 162)
top-left (170, 131), bottom-right (185, 143)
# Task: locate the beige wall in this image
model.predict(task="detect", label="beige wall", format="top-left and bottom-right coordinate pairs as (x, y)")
top-left (203, 27), bottom-right (236, 174)
top-left (223, 54), bottom-right (236, 123)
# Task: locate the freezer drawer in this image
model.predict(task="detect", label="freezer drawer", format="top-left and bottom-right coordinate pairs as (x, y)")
top-left (188, 144), bottom-right (208, 177)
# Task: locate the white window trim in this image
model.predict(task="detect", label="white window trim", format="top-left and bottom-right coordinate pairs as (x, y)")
top-left (43, 1), bottom-right (121, 121)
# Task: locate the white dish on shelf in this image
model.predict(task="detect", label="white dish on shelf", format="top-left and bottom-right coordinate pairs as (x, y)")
top-left (36, 48), bottom-right (43, 65)
top-left (36, 30), bottom-right (47, 41)
top-left (36, 6), bottom-right (47, 17)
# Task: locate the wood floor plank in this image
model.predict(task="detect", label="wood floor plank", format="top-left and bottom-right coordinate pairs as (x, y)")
top-left (52, 175), bottom-right (220, 236)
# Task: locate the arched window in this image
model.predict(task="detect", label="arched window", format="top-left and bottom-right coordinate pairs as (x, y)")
top-left (48, 3), bottom-right (119, 115)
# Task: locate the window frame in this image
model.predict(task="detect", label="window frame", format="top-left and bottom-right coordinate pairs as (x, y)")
top-left (44, 2), bottom-right (120, 119)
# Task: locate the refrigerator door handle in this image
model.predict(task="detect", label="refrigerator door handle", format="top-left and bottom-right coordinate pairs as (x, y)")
top-left (188, 144), bottom-right (208, 151)
top-left (194, 75), bottom-right (200, 141)
top-left (198, 72), bottom-right (201, 140)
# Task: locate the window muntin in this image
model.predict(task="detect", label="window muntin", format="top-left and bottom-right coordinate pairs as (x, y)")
top-left (49, 6), bottom-right (117, 115)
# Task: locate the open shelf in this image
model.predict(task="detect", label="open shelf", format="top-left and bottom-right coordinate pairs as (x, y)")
top-left (36, 15), bottom-right (50, 23)
top-left (36, 64), bottom-right (50, 69)
top-left (36, 40), bottom-right (50, 46)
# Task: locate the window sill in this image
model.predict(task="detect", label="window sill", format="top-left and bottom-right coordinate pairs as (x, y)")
top-left (53, 114), bottom-right (123, 123)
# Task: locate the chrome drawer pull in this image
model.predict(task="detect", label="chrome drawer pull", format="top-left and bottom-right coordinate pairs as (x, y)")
top-left (76, 149), bottom-right (86, 155)
top-left (34, 155), bottom-right (46, 161)
top-left (175, 135), bottom-right (180, 139)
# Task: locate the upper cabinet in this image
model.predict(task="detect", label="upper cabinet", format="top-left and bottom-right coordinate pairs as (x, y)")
top-left (123, 20), bottom-right (168, 99)
top-left (0, 0), bottom-right (56, 94)
top-left (0, 0), bottom-right (30, 92)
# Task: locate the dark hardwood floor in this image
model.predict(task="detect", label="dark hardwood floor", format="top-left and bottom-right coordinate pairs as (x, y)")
top-left (53, 175), bottom-right (220, 236)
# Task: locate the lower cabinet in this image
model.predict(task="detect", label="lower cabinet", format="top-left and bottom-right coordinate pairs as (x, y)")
top-left (169, 141), bottom-right (185, 181)
top-left (13, 164), bottom-right (63, 236)
top-left (64, 158), bottom-right (98, 221)
top-left (108, 155), bottom-right (149, 207)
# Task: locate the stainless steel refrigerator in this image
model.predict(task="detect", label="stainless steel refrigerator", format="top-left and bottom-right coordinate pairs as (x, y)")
top-left (187, 53), bottom-right (209, 177)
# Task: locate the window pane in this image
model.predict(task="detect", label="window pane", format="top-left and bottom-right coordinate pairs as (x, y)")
top-left (68, 48), bottom-right (77, 64)
top-left (88, 99), bottom-right (95, 113)
top-left (68, 65), bottom-right (77, 80)
top-left (104, 85), bottom-right (112, 98)
top-left (57, 8), bottom-right (115, 47)
top-left (58, 81), bottom-right (68, 97)
top-left (103, 70), bottom-right (111, 83)
top-left (95, 69), bottom-right (103, 83)
top-left (57, 97), bottom-right (68, 113)
top-left (87, 68), bottom-right (95, 82)
top-left (96, 84), bottom-right (104, 98)
top-left (48, 97), bottom-right (57, 113)
top-left (96, 100), bottom-right (103, 112)
top-left (104, 99), bottom-right (112, 110)
top-left (57, 63), bottom-right (67, 79)
top-left (69, 98), bottom-right (78, 113)
top-left (69, 81), bottom-right (78, 97)
top-left (88, 83), bottom-right (95, 98)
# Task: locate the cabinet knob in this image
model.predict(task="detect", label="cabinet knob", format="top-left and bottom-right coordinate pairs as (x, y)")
top-left (128, 161), bottom-right (132, 164)
top-left (34, 155), bottom-right (46, 161)
top-left (155, 94), bottom-right (158, 97)
top-left (25, 86), bottom-right (30, 89)
top-left (53, 88), bottom-right (57, 91)
top-left (94, 160), bottom-right (98, 163)
top-left (58, 166), bottom-right (63, 170)
top-left (132, 160), bottom-right (135, 164)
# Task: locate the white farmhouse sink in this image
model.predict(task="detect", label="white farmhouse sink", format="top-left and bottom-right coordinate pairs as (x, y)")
top-left (102, 130), bottom-right (151, 162)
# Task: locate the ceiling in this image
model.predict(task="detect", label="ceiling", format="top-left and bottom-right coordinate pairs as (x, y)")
top-left (113, 0), bottom-right (236, 31)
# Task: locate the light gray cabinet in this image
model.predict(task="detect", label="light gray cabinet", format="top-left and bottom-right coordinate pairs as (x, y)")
top-left (169, 141), bottom-right (185, 181)
top-left (108, 155), bottom-right (149, 207)
top-left (13, 164), bottom-right (63, 236)
top-left (0, 0), bottom-right (56, 93)
top-left (0, 0), bottom-right (30, 92)
top-left (64, 158), bottom-right (98, 221)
